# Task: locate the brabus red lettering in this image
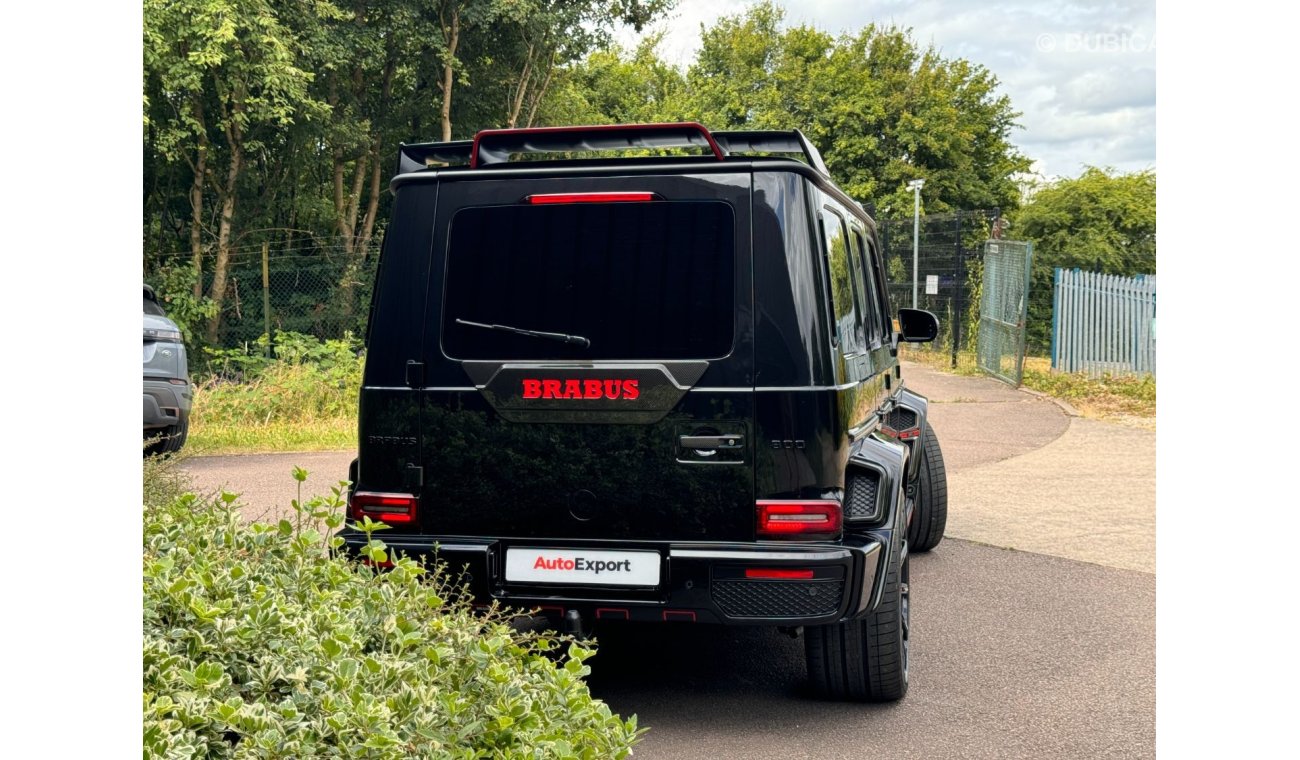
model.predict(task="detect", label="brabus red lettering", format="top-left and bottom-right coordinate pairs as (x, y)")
top-left (522, 378), bottom-right (641, 401)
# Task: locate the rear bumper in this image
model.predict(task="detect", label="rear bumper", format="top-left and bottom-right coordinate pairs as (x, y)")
top-left (143, 379), bottom-right (191, 429)
top-left (338, 532), bottom-right (886, 626)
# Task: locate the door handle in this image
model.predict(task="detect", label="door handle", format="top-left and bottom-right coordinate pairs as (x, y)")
top-left (680, 434), bottom-right (744, 450)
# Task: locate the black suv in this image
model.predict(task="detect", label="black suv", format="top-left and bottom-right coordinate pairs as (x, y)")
top-left (342, 123), bottom-right (948, 702)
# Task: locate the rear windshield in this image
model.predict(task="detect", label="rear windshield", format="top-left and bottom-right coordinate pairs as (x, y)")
top-left (442, 201), bottom-right (736, 360)
top-left (143, 296), bottom-right (166, 316)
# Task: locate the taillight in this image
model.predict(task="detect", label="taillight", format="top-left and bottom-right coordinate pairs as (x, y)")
top-left (756, 500), bottom-right (842, 539)
top-left (349, 492), bottom-right (418, 525)
top-left (523, 192), bottom-right (658, 204)
top-left (144, 327), bottom-right (182, 342)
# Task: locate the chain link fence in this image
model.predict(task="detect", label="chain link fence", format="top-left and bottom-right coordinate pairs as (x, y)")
top-left (876, 209), bottom-right (1063, 379)
top-left (877, 209), bottom-right (1001, 372)
top-left (977, 240), bottom-right (1033, 384)
top-left (146, 238), bottom-right (379, 368)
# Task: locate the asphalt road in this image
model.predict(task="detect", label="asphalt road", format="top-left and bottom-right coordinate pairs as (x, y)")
top-left (181, 363), bottom-right (1155, 759)
top-left (588, 541), bottom-right (1153, 759)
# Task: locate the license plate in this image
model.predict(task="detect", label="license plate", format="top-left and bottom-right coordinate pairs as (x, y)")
top-left (505, 547), bottom-right (660, 586)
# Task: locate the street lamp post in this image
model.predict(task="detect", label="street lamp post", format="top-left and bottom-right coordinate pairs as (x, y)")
top-left (907, 179), bottom-right (925, 308)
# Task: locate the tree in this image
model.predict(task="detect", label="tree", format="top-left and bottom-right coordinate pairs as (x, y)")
top-left (1013, 166), bottom-right (1157, 350)
top-left (676, 2), bottom-right (1031, 214)
top-left (541, 35), bottom-right (687, 125)
top-left (1015, 167), bottom-right (1156, 275)
top-left (144, 0), bottom-right (323, 342)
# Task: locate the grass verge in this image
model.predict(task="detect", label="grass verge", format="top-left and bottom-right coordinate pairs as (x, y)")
top-left (188, 411), bottom-right (355, 455)
top-left (187, 359), bottom-right (359, 455)
top-left (1020, 356), bottom-right (1155, 424)
top-left (902, 346), bottom-right (1155, 426)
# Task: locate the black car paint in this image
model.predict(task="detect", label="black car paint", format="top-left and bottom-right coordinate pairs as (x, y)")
top-left (344, 154), bottom-right (926, 626)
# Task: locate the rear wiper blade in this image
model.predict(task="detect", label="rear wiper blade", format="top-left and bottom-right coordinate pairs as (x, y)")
top-left (455, 318), bottom-right (591, 348)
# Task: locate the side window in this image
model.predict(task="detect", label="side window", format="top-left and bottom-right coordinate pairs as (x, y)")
top-left (820, 207), bottom-right (864, 356)
top-left (847, 226), bottom-right (881, 347)
top-left (864, 233), bottom-right (893, 337)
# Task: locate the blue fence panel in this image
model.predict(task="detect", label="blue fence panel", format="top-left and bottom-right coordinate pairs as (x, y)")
top-left (1051, 269), bottom-right (1156, 378)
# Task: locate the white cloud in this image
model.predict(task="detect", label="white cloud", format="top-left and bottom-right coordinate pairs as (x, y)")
top-left (613, 0), bottom-right (1156, 179)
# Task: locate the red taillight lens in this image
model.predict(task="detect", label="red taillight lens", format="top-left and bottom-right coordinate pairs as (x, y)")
top-left (524, 191), bottom-right (658, 204)
top-left (886, 426), bottom-right (920, 440)
top-left (349, 492), bottom-right (418, 524)
top-left (744, 568), bottom-right (815, 580)
top-left (756, 500), bottom-right (842, 539)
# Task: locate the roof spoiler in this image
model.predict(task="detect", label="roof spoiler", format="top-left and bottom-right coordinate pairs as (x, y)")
top-left (713, 130), bottom-right (830, 177)
top-left (395, 140), bottom-right (474, 174)
top-left (395, 123), bottom-right (829, 176)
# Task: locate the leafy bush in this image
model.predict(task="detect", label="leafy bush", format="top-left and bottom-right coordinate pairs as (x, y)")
top-left (143, 464), bottom-right (642, 758)
top-left (148, 263), bottom-right (219, 353)
top-left (200, 331), bottom-right (364, 384)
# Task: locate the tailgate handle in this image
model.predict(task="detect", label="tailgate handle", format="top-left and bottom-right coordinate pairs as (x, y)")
top-left (680, 434), bottom-right (744, 450)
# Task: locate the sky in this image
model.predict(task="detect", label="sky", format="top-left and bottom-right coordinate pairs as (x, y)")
top-left (613, 0), bottom-right (1156, 181)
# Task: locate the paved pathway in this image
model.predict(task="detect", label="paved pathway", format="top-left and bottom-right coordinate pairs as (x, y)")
top-left (902, 361), bottom-right (1155, 573)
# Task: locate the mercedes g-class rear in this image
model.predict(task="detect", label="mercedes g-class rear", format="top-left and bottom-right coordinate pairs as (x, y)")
top-left (341, 123), bottom-right (946, 702)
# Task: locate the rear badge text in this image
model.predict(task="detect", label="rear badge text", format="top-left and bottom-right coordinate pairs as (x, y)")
top-left (521, 378), bottom-right (640, 400)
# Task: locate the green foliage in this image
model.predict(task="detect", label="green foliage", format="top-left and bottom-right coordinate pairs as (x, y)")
top-left (188, 332), bottom-right (362, 454)
top-left (1014, 167), bottom-right (1157, 351)
top-left (541, 36), bottom-right (688, 126)
top-left (143, 0), bottom-right (678, 346)
top-left (143, 466), bottom-right (642, 758)
top-left (1015, 167), bottom-right (1156, 275)
top-left (200, 330), bottom-right (363, 382)
top-left (143, 454), bottom-right (195, 512)
top-left (673, 2), bottom-right (1031, 213)
top-left (149, 263), bottom-right (220, 348)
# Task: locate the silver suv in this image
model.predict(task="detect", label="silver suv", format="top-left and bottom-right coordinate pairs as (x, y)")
top-left (143, 285), bottom-right (191, 455)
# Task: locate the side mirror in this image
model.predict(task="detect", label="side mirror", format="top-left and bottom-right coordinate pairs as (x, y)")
top-left (897, 308), bottom-right (940, 343)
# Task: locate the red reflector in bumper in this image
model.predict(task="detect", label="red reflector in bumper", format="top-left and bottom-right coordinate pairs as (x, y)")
top-left (349, 492), bottom-right (418, 525)
top-left (524, 192), bottom-right (658, 204)
top-left (744, 568), bottom-right (815, 580)
top-left (883, 425), bottom-right (921, 440)
top-left (756, 500), bottom-right (842, 538)
top-left (663, 610), bottom-right (697, 622)
top-left (595, 608), bottom-right (629, 620)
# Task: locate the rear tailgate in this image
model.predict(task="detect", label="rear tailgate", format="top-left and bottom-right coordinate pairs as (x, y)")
top-left (417, 171), bottom-right (755, 543)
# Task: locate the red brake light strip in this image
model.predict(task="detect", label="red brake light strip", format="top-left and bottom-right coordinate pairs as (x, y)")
top-left (524, 192), bottom-right (658, 204)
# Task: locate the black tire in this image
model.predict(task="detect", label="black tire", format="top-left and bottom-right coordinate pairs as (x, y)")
top-left (908, 421), bottom-right (948, 553)
top-left (805, 536), bottom-right (910, 702)
top-left (144, 414), bottom-right (188, 457)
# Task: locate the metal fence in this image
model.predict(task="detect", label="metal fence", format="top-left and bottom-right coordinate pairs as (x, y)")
top-left (147, 238), bottom-right (378, 359)
top-left (877, 209), bottom-right (1003, 372)
top-left (1051, 269), bottom-right (1156, 378)
top-left (977, 240), bottom-right (1033, 384)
